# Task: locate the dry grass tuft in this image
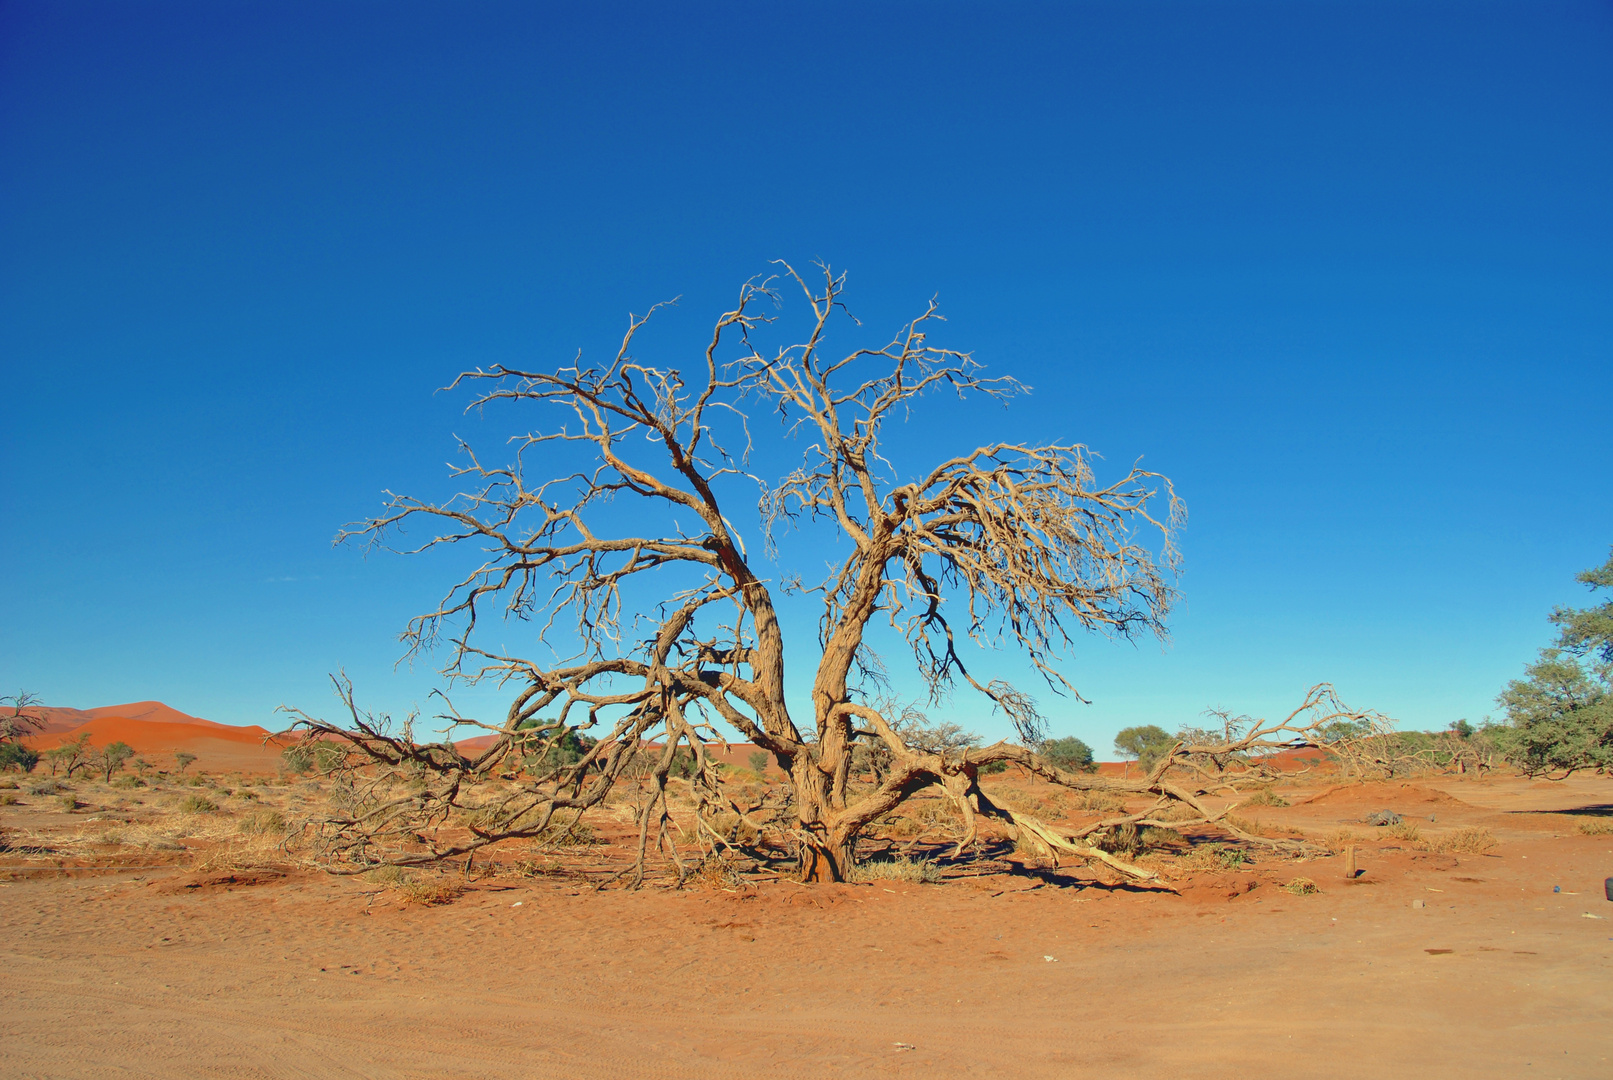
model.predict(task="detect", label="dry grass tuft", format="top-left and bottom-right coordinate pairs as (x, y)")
top-left (1425, 826), bottom-right (1497, 854)
top-left (1575, 819), bottom-right (1613, 836)
top-left (1177, 843), bottom-right (1248, 871)
top-left (397, 877), bottom-right (465, 906)
top-left (1282, 877), bottom-right (1320, 895)
top-left (237, 808), bottom-right (287, 836)
top-left (1385, 821), bottom-right (1423, 842)
top-left (176, 794), bottom-right (218, 814)
top-left (1242, 787), bottom-right (1290, 808)
top-left (850, 855), bottom-right (941, 884)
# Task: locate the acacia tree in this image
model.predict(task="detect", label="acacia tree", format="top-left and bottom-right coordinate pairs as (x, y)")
top-left (288, 265), bottom-right (1378, 884)
top-left (1497, 547), bottom-right (1613, 777)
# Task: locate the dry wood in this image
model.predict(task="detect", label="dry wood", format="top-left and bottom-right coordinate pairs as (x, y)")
top-left (279, 265), bottom-right (1379, 885)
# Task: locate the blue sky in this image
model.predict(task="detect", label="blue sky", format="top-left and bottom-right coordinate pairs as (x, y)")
top-left (3, 1), bottom-right (1610, 751)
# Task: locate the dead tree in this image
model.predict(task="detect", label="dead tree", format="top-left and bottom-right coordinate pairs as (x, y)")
top-left (283, 264), bottom-right (1375, 884)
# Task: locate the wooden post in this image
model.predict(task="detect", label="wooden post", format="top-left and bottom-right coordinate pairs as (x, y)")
top-left (1343, 845), bottom-right (1357, 880)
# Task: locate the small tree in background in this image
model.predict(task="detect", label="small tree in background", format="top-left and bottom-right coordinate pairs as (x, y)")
top-left (1039, 736), bottom-right (1095, 773)
top-left (46, 732), bottom-right (93, 778)
top-left (98, 741), bottom-right (135, 783)
top-left (1497, 547), bottom-right (1613, 778)
top-left (0, 742), bottom-right (40, 773)
top-left (747, 750), bottom-right (768, 775)
top-left (1113, 725), bottom-right (1175, 770)
top-left (0, 691), bottom-right (45, 745)
top-left (173, 751), bottom-right (198, 774)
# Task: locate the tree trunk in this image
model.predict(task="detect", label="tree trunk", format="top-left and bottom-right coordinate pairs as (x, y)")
top-left (798, 834), bottom-right (851, 882)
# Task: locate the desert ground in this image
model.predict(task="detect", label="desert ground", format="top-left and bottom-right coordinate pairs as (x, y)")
top-left (3, 735), bottom-right (1611, 1080)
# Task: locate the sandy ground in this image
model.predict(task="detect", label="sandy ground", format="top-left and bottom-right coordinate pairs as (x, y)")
top-left (3, 772), bottom-right (1611, 1079)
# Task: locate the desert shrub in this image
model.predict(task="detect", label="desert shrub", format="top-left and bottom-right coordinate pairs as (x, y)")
top-left (397, 877), bottom-right (464, 906)
top-left (531, 819), bottom-right (599, 847)
top-left (0, 779), bottom-right (16, 789)
top-left (281, 745), bottom-right (313, 775)
top-left (1178, 843), bottom-right (1247, 870)
top-left (1076, 790), bottom-right (1129, 814)
top-left (173, 751), bottom-right (198, 774)
top-left (364, 864), bottom-right (408, 885)
top-left (1242, 786), bottom-right (1290, 808)
top-left (689, 853), bottom-right (745, 889)
top-left (849, 854), bottom-right (940, 884)
top-left (0, 742), bottom-right (40, 773)
top-left (1152, 801), bottom-right (1202, 823)
top-left (238, 808), bottom-right (287, 836)
top-left (1040, 736), bottom-right (1097, 773)
top-left (0, 793), bottom-right (17, 806)
top-left (1095, 822), bottom-right (1141, 857)
top-left (1139, 825), bottom-right (1186, 849)
top-left (1283, 877), bottom-right (1320, 895)
top-left (1385, 821), bottom-right (1423, 842)
top-left (27, 780), bottom-right (64, 796)
top-left (1114, 725), bottom-right (1176, 770)
top-left (110, 776), bottom-right (145, 790)
top-left (56, 793), bottom-right (80, 811)
top-left (1427, 826), bottom-right (1497, 854)
top-left (177, 794), bottom-right (218, 814)
top-left (747, 750), bottom-right (768, 774)
top-left (1225, 814), bottom-right (1290, 838)
top-left (1576, 819), bottom-right (1613, 835)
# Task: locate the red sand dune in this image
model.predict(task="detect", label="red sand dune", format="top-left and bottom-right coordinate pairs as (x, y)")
top-left (22, 705), bottom-right (292, 773)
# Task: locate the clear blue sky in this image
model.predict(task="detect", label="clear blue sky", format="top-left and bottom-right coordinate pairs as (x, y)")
top-left (3, 2), bottom-right (1610, 751)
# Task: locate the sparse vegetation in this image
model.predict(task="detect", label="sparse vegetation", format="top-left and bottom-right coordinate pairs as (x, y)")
top-left (239, 808), bottom-right (287, 836)
top-left (1242, 786), bottom-right (1290, 808)
top-left (1282, 877), bottom-right (1320, 895)
top-left (1426, 826), bottom-right (1497, 854)
top-left (849, 855), bottom-right (941, 884)
top-left (177, 794), bottom-right (218, 814)
top-left (1576, 819), bottom-right (1613, 835)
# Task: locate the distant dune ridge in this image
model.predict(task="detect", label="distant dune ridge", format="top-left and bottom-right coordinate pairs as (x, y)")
top-left (21, 701), bottom-right (287, 772)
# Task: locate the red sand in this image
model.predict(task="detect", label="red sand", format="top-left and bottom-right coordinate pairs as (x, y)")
top-left (24, 714), bottom-right (290, 773)
top-left (3, 769), bottom-right (1611, 1077)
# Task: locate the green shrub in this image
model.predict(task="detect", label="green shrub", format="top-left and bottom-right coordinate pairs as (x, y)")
top-left (1040, 736), bottom-right (1096, 773)
top-left (0, 742), bottom-right (40, 773)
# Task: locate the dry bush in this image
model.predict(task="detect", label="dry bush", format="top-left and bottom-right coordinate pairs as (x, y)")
top-left (1075, 790), bottom-right (1130, 814)
top-left (1139, 825), bottom-right (1187, 850)
top-left (1176, 843), bottom-right (1248, 871)
top-left (1576, 819), bottom-right (1613, 836)
top-left (688, 854), bottom-right (746, 890)
top-left (1242, 786), bottom-right (1290, 808)
top-left (1326, 827), bottom-right (1364, 847)
top-left (1384, 821), bottom-right (1423, 843)
top-left (1094, 822), bottom-right (1141, 857)
top-left (1151, 801), bottom-right (1201, 823)
top-left (1426, 826), bottom-right (1497, 854)
top-left (238, 809), bottom-right (287, 836)
top-left (849, 855), bottom-right (940, 884)
top-left (397, 877), bottom-right (465, 906)
top-left (1224, 814), bottom-right (1285, 838)
top-left (176, 794), bottom-right (218, 814)
top-left (1282, 877), bottom-right (1320, 895)
top-left (0, 793), bottom-right (17, 806)
top-left (55, 794), bottom-right (79, 812)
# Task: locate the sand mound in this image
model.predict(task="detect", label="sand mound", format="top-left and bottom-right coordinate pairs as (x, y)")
top-left (1300, 781), bottom-right (1469, 808)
